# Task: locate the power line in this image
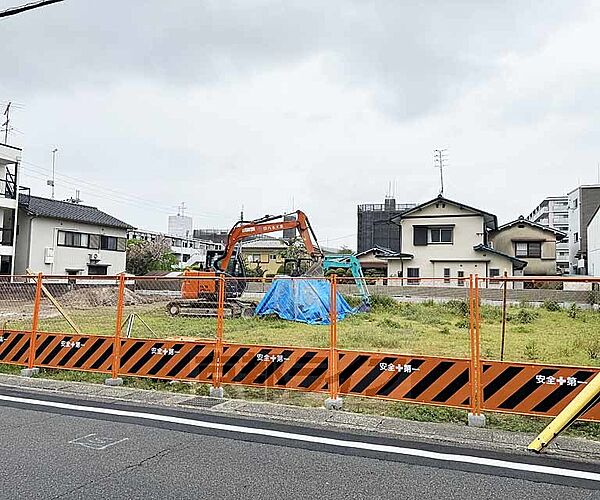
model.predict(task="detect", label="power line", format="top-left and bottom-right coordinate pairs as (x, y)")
top-left (0, 0), bottom-right (64, 18)
top-left (20, 160), bottom-right (222, 219)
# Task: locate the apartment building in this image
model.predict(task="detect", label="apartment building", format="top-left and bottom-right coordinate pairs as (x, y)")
top-left (0, 143), bottom-right (21, 275)
top-left (527, 196), bottom-right (569, 273)
top-left (567, 185), bottom-right (600, 274)
top-left (357, 197), bottom-right (416, 253)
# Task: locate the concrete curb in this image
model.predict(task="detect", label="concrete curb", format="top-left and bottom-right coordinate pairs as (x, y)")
top-left (0, 373), bottom-right (598, 463)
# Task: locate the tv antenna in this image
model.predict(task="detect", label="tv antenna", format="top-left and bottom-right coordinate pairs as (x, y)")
top-left (434, 148), bottom-right (448, 196)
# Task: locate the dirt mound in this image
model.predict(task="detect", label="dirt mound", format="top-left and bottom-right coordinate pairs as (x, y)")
top-left (58, 287), bottom-right (154, 308)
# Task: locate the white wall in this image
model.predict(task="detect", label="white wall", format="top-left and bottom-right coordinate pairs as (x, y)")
top-left (15, 214), bottom-right (127, 275)
top-left (587, 210), bottom-right (600, 276)
top-left (567, 188), bottom-right (580, 273)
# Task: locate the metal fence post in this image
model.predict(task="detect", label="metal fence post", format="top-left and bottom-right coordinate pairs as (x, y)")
top-left (500, 271), bottom-right (508, 361)
top-left (325, 274), bottom-right (342, 410)
top-left (468, 274), bottom-right (485, 426)
top-left (21, 273), bottom-right (43, 377)
top-left (106, 273), bottom-right (126, 386)
top-left (210, 274), bottom-right (225, 398)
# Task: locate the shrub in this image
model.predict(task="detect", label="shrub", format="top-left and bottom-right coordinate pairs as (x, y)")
top-left (370, 294), bottom-right (397, 310)
top-left (455, 318), bottom-right (470, 329)
top-left (378, 318), bottom-right (402, 329)
top-left (584, 335), bottom-right (600, 360)
top-left (513, 309), bottom-right (539, 324)
top-left (568, 303), bottom-right (579, 319)
top-left (444, 300), bottom-right (469, 317)
top-left (524, 340), bottom-right (539, 361)
top-left (439, 326), bottom-right (451, 335)
top-left (543, 300), bottom-right (561, 312)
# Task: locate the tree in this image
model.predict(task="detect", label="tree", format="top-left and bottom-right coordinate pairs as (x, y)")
top-left (278, 237), bottom-right (312, 275)
top-left (126, 237), bottom-right (179, 276)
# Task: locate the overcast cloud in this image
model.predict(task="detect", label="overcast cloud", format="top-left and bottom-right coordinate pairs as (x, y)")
top-left (1, 0), bottom-right (598, 248)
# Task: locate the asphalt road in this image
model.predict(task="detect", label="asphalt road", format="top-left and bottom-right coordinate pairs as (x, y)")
top-left (0, 387), bottom-right (598, 499)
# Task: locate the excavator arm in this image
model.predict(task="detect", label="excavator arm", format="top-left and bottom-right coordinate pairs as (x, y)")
top-left (214, 210), bottom-right (323, 272)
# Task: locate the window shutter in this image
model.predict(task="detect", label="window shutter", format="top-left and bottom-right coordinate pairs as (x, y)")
top-left (89, 234), bottom-right (100, 249)
top-left (117, 237), bottom-right (127, 252)
top-left (413, 227), bottom-right (428, 246)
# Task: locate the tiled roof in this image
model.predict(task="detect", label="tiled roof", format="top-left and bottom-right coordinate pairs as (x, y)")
top-left (20, 195), bottom-right (132, 229)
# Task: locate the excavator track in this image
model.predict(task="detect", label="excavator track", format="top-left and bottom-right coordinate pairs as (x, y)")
top-left (166, 299), bottom-right (257, 318)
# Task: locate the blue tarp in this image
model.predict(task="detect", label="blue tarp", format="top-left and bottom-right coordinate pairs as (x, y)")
top-left (255, 279), bottom-right (355, 325)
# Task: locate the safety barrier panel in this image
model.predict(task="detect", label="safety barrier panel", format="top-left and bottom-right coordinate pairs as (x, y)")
top-left (337, 349), bottom-right (472, 409)
top-left (33, 333), bottom-right (114, 373)
top-left (0, 273), bottom-right (599, 424)
top-left (118, 338), bottom-right (215, 383)
top-left (481, 360), bottom-right (600, 421)
top-left (0, 330), bottom-right (31, 365)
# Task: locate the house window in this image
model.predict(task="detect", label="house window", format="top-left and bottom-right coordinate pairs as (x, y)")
top-left (407, 267), bottom-right (420, 285)
top-left (457, 270), bottom-right (465, 287)
top-left (443, 268), bottom-right (451, 284)
top-left (515, 242), bottom-right (542, 258)
top-left (429, 227), bottom-right (453, 244)
top-left (100, 236), bottom-right (127, 252)
top-left (489, 268), bottom-right (500, 284)
top-left (260, 254), bottom-right (269, 264)
top-left (574, 232), bottom-right (579, 243)
top-left (270, 254), bottom-right (277, 260)
top-left (57, 230), bottom-right (89, 248)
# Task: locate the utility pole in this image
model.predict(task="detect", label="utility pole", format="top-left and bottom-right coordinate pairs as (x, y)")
top-left (50, 148), bottom-right (58, 199)
top-left (2, 102), bottom-right (10, 144)
top-left (434, 148), bottom-right (448, 196)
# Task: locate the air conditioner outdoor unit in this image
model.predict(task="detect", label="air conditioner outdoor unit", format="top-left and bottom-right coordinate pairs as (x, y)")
top-left (44, 247), bottom-right (54, 264)
top-left (88, 252), bottom-right (101, 263)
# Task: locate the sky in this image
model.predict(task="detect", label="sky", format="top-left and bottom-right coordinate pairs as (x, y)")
top-left (1, 0), bottom-right (599, 250)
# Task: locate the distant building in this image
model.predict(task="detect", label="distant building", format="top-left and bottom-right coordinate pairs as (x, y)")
top-left (240, 236), bottom-right (287, 277)
top-left (567, 185), bottom-right (600, 274)
top-left (193, 228), bottom-right (229, 245)
top-left (0, 143), bottom-right (21, 275)
top-left (490, 217), bottom-right (566, 276)
top-left (128, 229), bottom-right (222, 269)
top-left (168, 214), bottom-right (193, 239)
top-left (14, 194), bottom-right (132, 276)
top-left (357, 197), bottom-right (416, 253)
top-left (527, 196), bottom-right (569, 273)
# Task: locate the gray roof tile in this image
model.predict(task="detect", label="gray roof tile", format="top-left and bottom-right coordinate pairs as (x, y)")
top-left (20, 195), bottom-right (132, 229)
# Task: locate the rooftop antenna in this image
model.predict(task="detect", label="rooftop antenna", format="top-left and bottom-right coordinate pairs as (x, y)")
top-left (65, 189), bottom-right (82, 204)
top-left (177, 202), bottom-right (187, 217)
top-left (2, 102), bottom-right (10, 144)
top-left (240, 204), bottom-right (244, 221)
top-left (434, 148), bottom-right (448, 196)
top-left (48, 148), bottom-right (58, 199)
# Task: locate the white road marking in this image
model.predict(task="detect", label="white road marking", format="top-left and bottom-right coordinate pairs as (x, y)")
top-left (69, 433), bottom-right (129, 450)
top-left (1, 393), bottom-right (599, 483)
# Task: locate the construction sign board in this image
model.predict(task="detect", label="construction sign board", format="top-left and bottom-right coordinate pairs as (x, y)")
top-left (481, 360), bottom-right (600, 421)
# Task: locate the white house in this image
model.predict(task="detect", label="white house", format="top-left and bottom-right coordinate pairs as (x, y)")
top-left (586, 206), bottom-right (600, 276)
top-left (384, 195), bottom-right (527, 282)
top-left (14, 195), bottom-right (132, 276)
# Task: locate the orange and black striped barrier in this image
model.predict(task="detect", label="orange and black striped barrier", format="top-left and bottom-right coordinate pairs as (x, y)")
top-left (337, 350), bottom-right (472, 409)
top-left (33, 333), bottom-right (114, 373)
top-left (481, 360), bottom-right (600, 421)
top-left (220, 343), bottom-right (330, 393)
top-left (0, 329), bottom-right (31, 365)
top-left (118, 339), bottom-right (215, 383)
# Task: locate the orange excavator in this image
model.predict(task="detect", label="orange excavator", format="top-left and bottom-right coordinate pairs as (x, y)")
top-left (166, 210), bottom-right (323, 317)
